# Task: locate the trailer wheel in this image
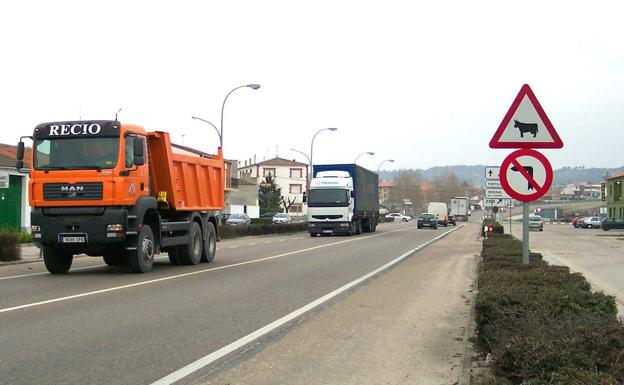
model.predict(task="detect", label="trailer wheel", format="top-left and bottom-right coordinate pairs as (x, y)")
top-left (43, 247), bottom-right (73, 274)
top-left (128, 225), bottom-right (155, 273)
top-left (179, 222), bottom-right (202, 265)
top-left (103, 253), bottom-right (127, 267)
top-left (201, 222), bottom-right (216, 263)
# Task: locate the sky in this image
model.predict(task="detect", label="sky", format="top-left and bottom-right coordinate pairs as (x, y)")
top-left (1, 0), bottom-right (623, 172)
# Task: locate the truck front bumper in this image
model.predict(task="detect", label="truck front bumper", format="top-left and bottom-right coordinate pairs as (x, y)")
top-left (31, 207), bottom-right (128, 255)
top-left (308, 221), bottom-right (351, 235)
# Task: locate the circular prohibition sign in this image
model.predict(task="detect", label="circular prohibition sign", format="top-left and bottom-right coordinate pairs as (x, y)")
top-left (500, 148), bottom-right (553, 202)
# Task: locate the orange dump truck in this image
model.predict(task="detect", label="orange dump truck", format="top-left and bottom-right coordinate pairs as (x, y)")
top-left (16, 120), bottom-right (224, 273)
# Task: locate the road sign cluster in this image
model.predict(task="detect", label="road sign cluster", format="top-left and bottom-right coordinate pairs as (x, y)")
top-left (489, 84), bottom-right (562, 202)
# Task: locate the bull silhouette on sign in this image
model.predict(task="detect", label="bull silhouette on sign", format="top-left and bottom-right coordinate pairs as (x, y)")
top-left (514, 120), bottom-right (538, 138)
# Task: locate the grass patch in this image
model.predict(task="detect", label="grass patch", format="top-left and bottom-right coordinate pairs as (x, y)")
top-left (474, 234), bottom-right (624, 385)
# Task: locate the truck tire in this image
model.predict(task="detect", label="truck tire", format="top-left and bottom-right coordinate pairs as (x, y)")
top-left (43, 247), bottom-right (73, 274)
top-left (128, 225), bottom-right (155, 273)
top-left (201, 222), bottom-right (216, 263)
top-left (103, 253), bottom-right (127, 267)
top-left (355, 220), bottom-right (362, 235)
top-left (168, 247), bottom-right (181, 265)
top-left (179, 222), bottom-right (202, 265)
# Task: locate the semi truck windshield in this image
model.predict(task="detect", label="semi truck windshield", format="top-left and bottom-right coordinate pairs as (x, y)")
top-left (34, 137), bottom-right (120, 170)
top-left (308, 189), bottom-right (349, 207)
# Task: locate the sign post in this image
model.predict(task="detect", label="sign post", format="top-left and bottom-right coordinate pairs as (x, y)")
top-left (489, 84), bottom-right (563, 265)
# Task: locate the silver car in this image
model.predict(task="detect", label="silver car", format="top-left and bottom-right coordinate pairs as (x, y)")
top-left (528, 215), bottom-right (543, 231)
top-left (580, 216), bottom-right (603, 229)
top-left (272, 213), bottom-right (292, 224)
top-left (225, 213), bottom-right (251, 225)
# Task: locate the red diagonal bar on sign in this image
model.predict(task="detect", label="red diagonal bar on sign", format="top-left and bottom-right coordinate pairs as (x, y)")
top-left (510, 158), bottom-right (542, 192)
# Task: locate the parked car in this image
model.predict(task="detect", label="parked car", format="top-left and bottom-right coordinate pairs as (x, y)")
top-left (260, 212), bottom-right (277, 218)
top-left (216, 213), bottom-right (231, 225)
top-left (572, 216), bottom-right (584, 228)
top-left (385, 213), bottom-right (412, 222)
top-left (225, 213), bottom-right (251, 225)
top-left (528, 214), bottom-right (544, 231)
top-left (602, 217), bottom-right (624, 231)
top-left (447, 214), bottom-right (457, 226)
top-left (417, 213), bottom-right (437, 229)
top-left (580, 216), bottom-right (603, 229)
top-left (272, 213), bottom-right (292, 224)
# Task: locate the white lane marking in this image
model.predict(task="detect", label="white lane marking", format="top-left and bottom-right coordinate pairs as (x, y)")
top-left (151, 225), bottom-right (462, 385)
top-left (0, 256), bottom-right (170, 281)
top-left (0, 226), bottom-right (427, 314)
top-left (248, 243), bottom-right (256, 246)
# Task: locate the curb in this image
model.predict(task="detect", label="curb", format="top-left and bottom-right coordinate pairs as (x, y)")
top-left (458, 243), bottom-right (482, 385)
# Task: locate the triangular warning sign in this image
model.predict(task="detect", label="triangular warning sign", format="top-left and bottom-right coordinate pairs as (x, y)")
top-left (489, 84), bottom-right (563, 149)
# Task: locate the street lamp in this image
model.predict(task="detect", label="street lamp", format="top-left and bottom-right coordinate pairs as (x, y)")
top-left (191, 116), bottom-right (221, 146)
top-left (354, 151), bottom-right (375, 165)
top-left (310, 127), bottom-right (338, 181)
top-left (220, 84), bottom-right (261, 148)
top-left (377, 159), bottom-right (394, 174)
top-left (290, 148), bottom-right (312, 190)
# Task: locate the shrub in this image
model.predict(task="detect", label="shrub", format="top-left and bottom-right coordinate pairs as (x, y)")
top-left (475, 234), bottom-right (624, 384)
top-left (218, 222), bottom-right (308, 239)
top-left (0, 232), bottom-right (21, 261)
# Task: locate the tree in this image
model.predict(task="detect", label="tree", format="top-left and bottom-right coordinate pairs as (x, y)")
top-left (259, 174), bottom-right (282, 214)
top-left (280, 196), bottom-right (297, 214)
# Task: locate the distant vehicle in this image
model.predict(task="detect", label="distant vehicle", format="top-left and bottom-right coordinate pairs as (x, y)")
top-left (602, 217), bottom-right (624, 231)
top-left (427, 202), bottom-right (449, 226)
top-left (385, 213), bottom-right (412, 222)
top-left (272, 213), bottom-right (292, 224)
top-left (260, 212), bottom-right (277, 218)
top-left (216, 213), bottom-right (232, 225)
top-left (447, 214), bottom-right (457, 226)
top-left (417, 213), bottom-right (437, 229)
top-left (528, 214), bottom-right (544, 231)
top-left (580, 216), bottom-right (603, 229)
top-left (226, 213), bottom-right (251, 225)
top-left (450, 197), bottom-right (469, 221)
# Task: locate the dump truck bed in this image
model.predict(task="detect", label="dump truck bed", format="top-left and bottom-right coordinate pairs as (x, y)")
top-left (147, 131), bottom-right (224, 211)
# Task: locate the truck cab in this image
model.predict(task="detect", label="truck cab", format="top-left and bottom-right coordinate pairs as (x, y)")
top-left (307, 171), bottom-right (355, 236)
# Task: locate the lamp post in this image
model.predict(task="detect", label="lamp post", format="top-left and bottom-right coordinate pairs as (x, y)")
top-left (220, 84), bottom-right (261, 148)
top-left (377, 159), bottom-right (394, 174)
top-left (190, 116), bottom-right (221, 146)
top-left (354, 151), bottom-right (375, 165)
top-left (290, 148), bottom-right (312, 191)
top-left (310, 127), bottom-right (338, 182)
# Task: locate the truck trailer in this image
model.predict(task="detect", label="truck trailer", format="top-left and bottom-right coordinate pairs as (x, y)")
top-left (450, 196), bottom-right (469, 221)
top-left (16, 120), bottom-right (224, 274)
top-left (307, 164), bottom-right (379, 236)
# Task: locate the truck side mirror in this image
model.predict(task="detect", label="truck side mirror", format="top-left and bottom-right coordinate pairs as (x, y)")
top-left (302, 192), bottom-right (307, 203)
top-left (350, 191), bottom-right (355, 198)
top-left (133, 138), bottom-right (145, 166)
top-left (16, 141), bottom-right (24, 170)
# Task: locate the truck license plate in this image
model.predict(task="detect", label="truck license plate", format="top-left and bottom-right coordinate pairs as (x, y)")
top-left (60, 235), bottom-right (87, 243)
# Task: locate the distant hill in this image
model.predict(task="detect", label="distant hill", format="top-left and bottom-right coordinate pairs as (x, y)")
top-left (380, 165), bottom-right (624, 187)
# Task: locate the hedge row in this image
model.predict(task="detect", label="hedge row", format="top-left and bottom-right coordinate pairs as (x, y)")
top-left (475, 234), bottom-right (624, 385)
top-left (0, 233), bottom-right (21, 262)
top-left (218, 222), bottom-right (308, 239)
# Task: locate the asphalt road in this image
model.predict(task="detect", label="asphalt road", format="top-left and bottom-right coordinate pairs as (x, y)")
top-left (0, 220), bottom-right (477, 385)
top-left (510, 221), bottom-right (624, 313)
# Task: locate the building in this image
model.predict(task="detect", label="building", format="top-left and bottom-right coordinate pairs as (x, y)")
top-left (378, 180), bottom-right (394, 204)
top-left (0, 143), bottom-right (31, 232)
top-left (238, 157), bottom-right (308, 216)
top-left (606, 172), bottom-right (624, 218)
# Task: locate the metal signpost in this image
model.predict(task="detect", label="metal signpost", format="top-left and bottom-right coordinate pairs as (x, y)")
top-left (489, 84), bottom-right (563, 264)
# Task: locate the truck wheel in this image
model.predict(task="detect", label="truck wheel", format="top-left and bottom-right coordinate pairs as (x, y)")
top-left (168, 247), bottom-right (181, 265)
top-left (179, 222), bottom-right (202, 265)
top-left (201, 222), bottom-right (217, 263)
top-left (103, 253), bottom-right (127, 267)
top-left (309, 232), bottom-right (317, 237)
top-left (128, 225), bottom-right (155, 273)
top-left (355, 220), bottom-right (362, 235)
top-left (43, 247), bottom-right (73, 274)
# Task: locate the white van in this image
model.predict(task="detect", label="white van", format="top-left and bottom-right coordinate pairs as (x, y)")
top-left (427, 202), bottom-right (448, 226)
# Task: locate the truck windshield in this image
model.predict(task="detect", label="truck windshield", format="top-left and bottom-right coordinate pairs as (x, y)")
top-left (308, 189), bottom-right (349, 207)
top-left (34, 137), bottom-right (120, 170)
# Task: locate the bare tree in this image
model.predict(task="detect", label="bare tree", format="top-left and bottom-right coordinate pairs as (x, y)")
top-left (280, 196), bottom-right (297, 214)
